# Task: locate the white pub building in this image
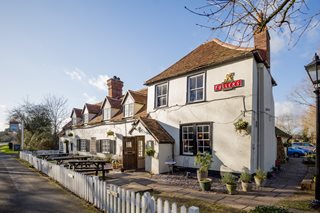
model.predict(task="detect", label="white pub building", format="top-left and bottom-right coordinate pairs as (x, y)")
top-left (60, 29), bottom-right (277, 174)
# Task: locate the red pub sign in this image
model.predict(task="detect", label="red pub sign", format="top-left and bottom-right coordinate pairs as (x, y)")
top-left (214, 73), bottom-right (244, 92)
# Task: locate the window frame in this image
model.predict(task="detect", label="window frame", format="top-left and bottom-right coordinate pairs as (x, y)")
top-left (83, 113), bottom-right (89, 123)
top-left (180, 122), bottom-right (213, 156)
top-left (155, 82), bottom-right (169, 108)
top-left (80, 140), bottom-right (87, 152)
top-left (187, 73), bottom-right (206, 104)
top-left (99, 139), bottom-right (116, 154)
top-left (103, 108), bottom-right (111, 121)
top-left (124, 103), bottom-right (134, 117)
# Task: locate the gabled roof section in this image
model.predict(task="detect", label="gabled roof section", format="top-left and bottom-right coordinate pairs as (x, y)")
top-left (82, 103), bottom-right (102, 114)
top-left (70, 108), bottom-right (82, 118)
top-left (275, 127), bottom-right (292, 138)
top-left (145, 39), bottom-right (254, 85)
top-left (136, 118), bottom-right (174, 144)
top-left (101, 96), bottom-right (122, 109)
top-left (121, 88), bottom-right (147, 105)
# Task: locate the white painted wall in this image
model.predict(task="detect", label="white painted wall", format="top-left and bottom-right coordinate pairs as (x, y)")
top-left (147, 58), bottom-right (255, 173)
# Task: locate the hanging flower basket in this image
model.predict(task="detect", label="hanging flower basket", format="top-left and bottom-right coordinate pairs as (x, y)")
top-left (64, 139), bottom-right (69, 143)
top-left (234, 118), bottom-right (249, 134)
top-left (67, 132), bottom-right (73, 137)
top-left (107, 130), bottom-right (115, 136)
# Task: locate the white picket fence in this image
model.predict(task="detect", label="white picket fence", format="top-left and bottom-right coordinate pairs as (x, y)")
top-left (20, 151), bottom-right (199, 213)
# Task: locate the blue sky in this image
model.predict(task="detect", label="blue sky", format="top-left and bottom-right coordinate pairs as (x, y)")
top-left (0, 0), bottom-right (319, 131)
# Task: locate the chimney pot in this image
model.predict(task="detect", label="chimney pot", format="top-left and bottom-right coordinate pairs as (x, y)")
top-left (107, 76), bottom-right (123, 98)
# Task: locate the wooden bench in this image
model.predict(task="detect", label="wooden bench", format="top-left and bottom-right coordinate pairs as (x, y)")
top-left (75, 168), bottom-right (112, 178)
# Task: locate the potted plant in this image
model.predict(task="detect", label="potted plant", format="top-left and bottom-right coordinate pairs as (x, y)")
top-left (199, 178), bottom-right (212, 191)
top-left (222, 173), bottom-right (237, 195)
top-left (240, 168), bottom-right (252, 192)
top-left (254, 169), bottom-right (266, 187)
top-left (233, 118), bottom-right (249, 134)
top-left (195, 152), bottom-right (213, 182)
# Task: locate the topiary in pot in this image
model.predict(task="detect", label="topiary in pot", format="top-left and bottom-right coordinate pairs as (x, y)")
top-left (222, 173), bottom-right (237, 195)
top-left (254, 169), bottom-right (266, 187)
top-left (240, 168), bottom-right (252, 192)
top-left (199, 178), bottom-right (212, 191)
top-left (195, 152), bottom-right (213, 182)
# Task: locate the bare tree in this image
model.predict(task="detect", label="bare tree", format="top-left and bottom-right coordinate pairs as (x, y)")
top-left (289, 78), bottom-right (316, 108)
top-left (276, 113), bottom-right (300, 135)
top-left (43, 94), bottom-right (68, 135)
top-left (186, 0), bottom-right (320, 46)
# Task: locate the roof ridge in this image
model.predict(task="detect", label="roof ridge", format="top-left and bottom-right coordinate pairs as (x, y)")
top-left (211, 39), bottom-right (253, 52)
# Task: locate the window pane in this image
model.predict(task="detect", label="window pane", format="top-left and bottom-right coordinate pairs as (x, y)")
top-left (189, 90), bottom-right (196, 102)
top-left (189, 77), bottom-right (196, 89)
top-left (197, 75), bottom-right (203, 88)
top-left (197, 89), bottom-right (203, 100)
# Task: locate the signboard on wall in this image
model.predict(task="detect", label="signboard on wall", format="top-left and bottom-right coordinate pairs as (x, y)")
top-left (214, 72), bottom-right (244, 91)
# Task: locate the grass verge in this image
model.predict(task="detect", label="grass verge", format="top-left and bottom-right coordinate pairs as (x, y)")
top-left (277, 191), bottom-right (318, 212)
top-left (0, 145), bottom-right (19, 154)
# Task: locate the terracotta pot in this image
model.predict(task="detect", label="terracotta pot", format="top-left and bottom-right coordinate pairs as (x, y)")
top-left (197, 170), bottom-right (208, 182)
top-left (199, 178), bottom-right (212, 191)
top-left (254, 176), bottom-right (264, 187)
top-left (241, 181), bottom-right (252, 192)
top-left (226, 184), bottom-right (237, 195)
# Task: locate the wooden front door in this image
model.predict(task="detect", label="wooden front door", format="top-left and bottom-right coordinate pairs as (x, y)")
top-left (123, 137), bottom-right (137, 170)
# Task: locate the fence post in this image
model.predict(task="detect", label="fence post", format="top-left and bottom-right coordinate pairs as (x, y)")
top-left (157, 198), bottom-right (163, 213)
top-left (180, 206), bottom-right (187, 213)
top-left (163, 200), bottom-right (170, 213)
top-left (131, 191), bottom-right (135, 213)
top-left (135, 193), bottom-right (141, 213)
top-left (188, 206), bottom-right (200, 213)
top-left (126, 190), bottom-right (131, 213)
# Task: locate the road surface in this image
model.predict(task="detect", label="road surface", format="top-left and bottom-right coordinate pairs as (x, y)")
top-left (0, 153), bottom-right (98, 213)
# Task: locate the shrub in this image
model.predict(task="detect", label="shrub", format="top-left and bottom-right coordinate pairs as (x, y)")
top-left (240, 170), bottom-right (251, 183)
top-left (248, 205), bottom-right (289, 213)
top-left (194, 152), bottom-right (213, 173)
top-left (255, 169), bottom-right (266, 180)
top-left (221, 173), bottom-right (236, 185)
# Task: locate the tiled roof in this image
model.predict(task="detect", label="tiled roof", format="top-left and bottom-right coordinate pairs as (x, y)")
top-left (139, 117), bottom-right (174, 144)
top-left (72, 108), bottom-right (82, 118)
top-left (145, 39), bottom-right (253, 85)
top-left (275, 127), bottom-right (292, 138)
top-left (84, 103), bottom-right (102, 114)
top-left (106, 96), bottom-right (122, 109)
top-left (128, 89), bottom-right (147, 105)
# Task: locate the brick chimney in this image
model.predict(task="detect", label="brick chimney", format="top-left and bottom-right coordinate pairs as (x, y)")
top-left (254, 28), bottom-right (270, 67)
top-left (107, 76), bottom-right (123, 98)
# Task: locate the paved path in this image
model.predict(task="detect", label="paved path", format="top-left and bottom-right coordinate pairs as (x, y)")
top-left (105, 158), bottom-right (309, 211)
top-left (0, 153), bottom-right (97, 213)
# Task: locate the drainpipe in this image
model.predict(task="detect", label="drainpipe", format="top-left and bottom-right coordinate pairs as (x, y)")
top-left (256, 64), bottom-right (261, 170)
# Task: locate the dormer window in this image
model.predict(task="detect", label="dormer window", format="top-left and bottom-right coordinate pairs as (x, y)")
top-left (72, 117), bottom-right (77, 125)
top-left (124, 103), bottom-right (134, 117)
top-left (83, 113), bottom-right (89, 123)
top-left (104, 108), bottom-right (111, 120)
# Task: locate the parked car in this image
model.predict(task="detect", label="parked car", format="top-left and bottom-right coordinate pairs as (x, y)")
top-left (292, 142), bottom-right (315, 152)
top-left (287, 147), bottom-right (308, 157)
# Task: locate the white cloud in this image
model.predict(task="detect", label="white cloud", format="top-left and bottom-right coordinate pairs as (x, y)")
top-left (270, 32), bottom-right (287, 54)
top-left (88, 75), bottom-right (110, 91)
top-left (82, 93), bottom-right (98, 104)
top-left (275, 101), bottom-right (303, 117)
top-left (65, 67), bottom-right (86, 81)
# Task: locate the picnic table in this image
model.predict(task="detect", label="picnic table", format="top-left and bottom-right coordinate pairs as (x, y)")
top-left (36, 153), bottom-right (69, 160)
top-left (67, 160), bottom-right (112, 179)
top-left (48, 156), bottom-right (92, 165)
